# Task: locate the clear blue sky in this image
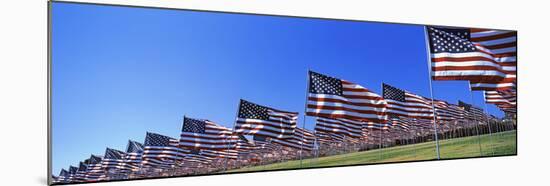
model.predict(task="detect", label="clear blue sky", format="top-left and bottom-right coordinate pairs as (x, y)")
top-left (51, 2), bottom-right (503, 174)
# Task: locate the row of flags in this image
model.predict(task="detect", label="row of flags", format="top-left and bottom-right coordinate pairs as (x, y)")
top-left (54, 71), bottom-right (499, 184)
top-left (54, 26), bottom-right (516, 184)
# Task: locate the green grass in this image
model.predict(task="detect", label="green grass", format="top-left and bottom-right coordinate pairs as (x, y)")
top-left (228, 131), bottom-right (516, 172)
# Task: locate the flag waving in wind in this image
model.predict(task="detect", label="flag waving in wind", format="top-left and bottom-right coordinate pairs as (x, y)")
top-left (315, 117), bottom-right (363, 138)
top-left (84, 155), bottom-right (104, 181)
top-left (306, 71), bottom-right (387, 123)
top-left (101, 148), bottom-right (126, 172)
top-left (382, 83), bottom-right (434, 119)
top-left (57, 169), bottom-right (69, 183)
top-left (468, 29), bottom-right (517, 90)
top-left (122, 140), bottom-right (143, 172)
top-left (484, 90), bottom-right (517, 113)
top-left (142, 132), bottom-right (187, 168)
top-left (458, 101), bottom-right (486, 122)
top-left (180, 116), bottom-right (238, 150)
top-left (426, 26), bottom-right (516, 91)
top-left (271, 127), bottom-right (315, 151)
top-left (235, 99), bottom-right (298, 139)
top-left (74, 162), bottom-right (88, 182)
top-left (67, 166), bottom-right (77, 182)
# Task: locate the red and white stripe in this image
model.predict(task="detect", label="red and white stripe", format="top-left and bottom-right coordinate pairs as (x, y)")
top-left (485, 90), bottom-right (517, 113)
top-left (468, 29), bottom-right (517, 90)
top-left (235, 108), bottom-right (298, 139)
top-left (315, 117), bottom-right (363, 138)
top-left (386, 93), bottom-right (434, 119)
top-left (181, 153), bottom-right (213, 164)
top-left (307, 80), bottom-right (387, 124)
top-left (433, 100), bottom-right (463, 122)
top-left (121, 151), bottom-right (142, 171)
top-left (253, 140), bottom-right (280, 153)
top-left (142, 138), bottom-right (187, 168)
top-left (271, 128), bottom-right (315, 151)
top-left (180, 120), bottom-right (239, 150)
top-left (389, 116), bottom-right (412, 130)
top-left (200, 149), bottom-right (238, 160)
top-left (316, 131), bottom-right (344, 144)
top-left (429, 30), bottom-right (511, 81)
top-left (235, 139), bottom-right (261, 155)
top-left (485, 90), bottom-right (516, 106)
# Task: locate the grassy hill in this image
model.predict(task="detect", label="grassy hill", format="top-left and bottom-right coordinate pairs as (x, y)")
top-left (228, 131), bottom-right (516, 172)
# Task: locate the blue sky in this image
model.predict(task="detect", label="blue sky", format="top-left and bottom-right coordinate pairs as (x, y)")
top-left (51, 2), bottom-right (503, 174)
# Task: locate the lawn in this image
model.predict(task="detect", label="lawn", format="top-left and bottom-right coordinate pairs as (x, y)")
top-left (228, 131), bottom-right (516, 172)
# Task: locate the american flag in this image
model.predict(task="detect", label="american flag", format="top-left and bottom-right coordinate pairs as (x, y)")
top-left (180, 116), bottom-right (238, 150)
top-left (449, 104), bottom-right (470, 123)
top-left (389, 115), bottom-right (412, 130)
top-left (458, 101), bottom-right (486, 122)
top-left (361, 128), bottom-right (385, 141)
top-left (253, 135), bottom-right (281, 152)
top-left (74, 162), bottom-right (88, 181)
top-left (142, 132), bottom-right (187, 168)
top-left (364, 121), bottom-right (391, 130)
top-left (200, 149), bottom-right (238, 159)
top-left (57, 169), bottom-right (69, 183)
top-left (180, 149), bottom-right (213, 165)
top-left (382, 83), bottom-right (434, 119)
top-left (485, 90), bottom-right (516, 113)
top-left (316, 130), bottom-right (360, 144)
top-left (433, 100), bottom-right (464, 122)
top-left (255, 141), bottom-right (280, 153)
top-left (235, 137), bottom-right (261, 156)
top-left (426, 27), bottom-right (516, 91)
top-left (315, 117), bottom-right (363, 138)
top-left (411, 118), bottom-right (436, 129)
top-left (307, 71), bottom-right (387, 123)
top-left (84, 155), bottom-right (104, 181)
top-left (468, 29), bottom-right (517, 91)
top-left (433, 100), bottom-right (451, 121)
top-left (235, 99), bottom-right (298, 139)
top-left (449, 103), bottom-right (467, 121)
top-left (316, 131), bottom-right (346, 144)
top-left (101, 148), bottom-right (126, 172)
top-left (67, 166), bottom-right (77, 181)
top-left (271, 127), bottom-right (315, 151)
top-left (122, 140), bottom-right (143, 172)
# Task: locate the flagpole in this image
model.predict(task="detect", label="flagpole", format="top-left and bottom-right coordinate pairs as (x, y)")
top-left (378, 127), bottom-right (383, 161)
top-left (137, 133), bottom-right (146, 177)
top-left (378, 84), bottom-right (383, 161)
top-left (482, 93), bottom-right (496, 156)
top-left (228, 102), bottom-right (242, 171)
top-left (300, 70), bottom-right (311, 168)
top-left (468, 89), bottom-right (484, 156)
top-left (411, 127), bottom-right (417, 159)
top-left (423, 26), bottom-right (441, 160)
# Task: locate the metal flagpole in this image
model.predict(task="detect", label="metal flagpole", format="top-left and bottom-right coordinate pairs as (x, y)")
top-left (300, 70), bottom-right (311, 168)
top-left (423, 26), bottom-right (441, 160)
top-left (378, 83), bottom-right (384, 161)
top-left (227, 101), bottom-right (242, 171)
top-left (412, 128), bottom-right (417, 159)
top-left (379, 83), bottom-right (387, 161)
top-left (345, 132), bottom-right (350, 154)
top-left (482, 94), bottom-right (496, 156)
top-left (468, 90), bottom-right (484, 156)
top-left (496, 112), bottom-right (502, 136)
top-left (379, 127), bottom-right (383, 161)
